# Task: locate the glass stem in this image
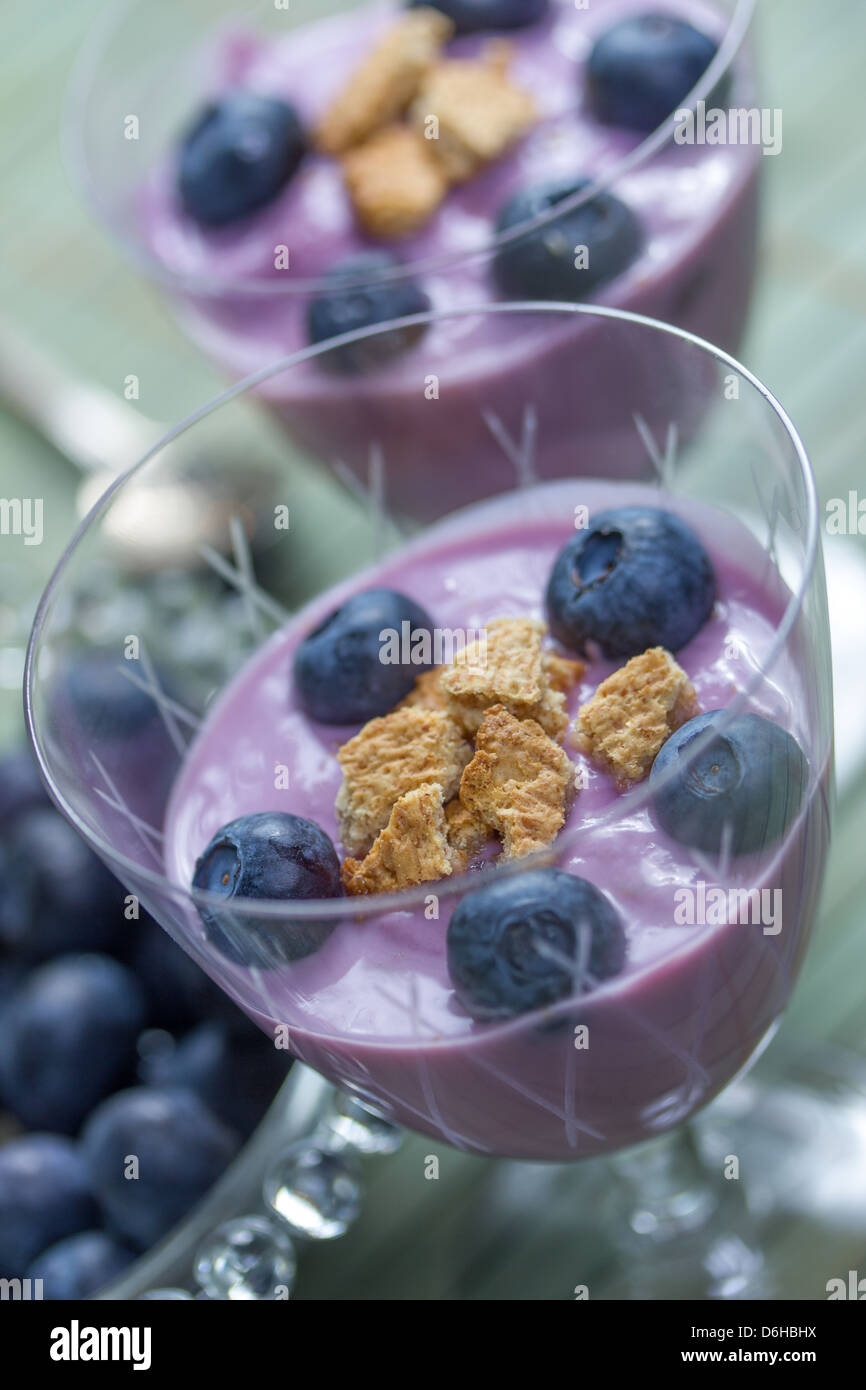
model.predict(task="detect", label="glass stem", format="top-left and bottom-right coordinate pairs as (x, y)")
top-left (610, 1124), bottom-right (719, 1245)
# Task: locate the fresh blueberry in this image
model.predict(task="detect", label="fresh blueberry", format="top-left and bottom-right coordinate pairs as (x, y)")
top-left (447, 868), bottom-right (626, 1021)
top-left (0, 746), bottom-right (49, 826)
top-left (0, 954), bottom-right (146, 1134)
top-left (131, 914), bottom-right (269, 1036)
top-left (0, 1134), bottom-right (100, 1279)
top-left (0, 955), bottom-right (27, 1010)
top-left (61, 651), bottom-right (166, 739)
top-left (307, 254), bottom-right (431, 373)
top-left (406, 0), bottom-right (548, 34)
top-left (586, 12), bottom-right (728, 132)
top-left (140, 1020), bottom-right (292, 1138)
top-left (178, 91), bottom-right (306, 228)
top-left (294, 587), bottom-right (437, 724)
top-left (545, 506), bottom-right (715, 658)
top-left (0, 808), bottom-right (127, 961)
top-left (650, 711), bottom-right (808, 856)
top-left (192, 811), bottom-right (342, 968)
top-left (82, 1088), bottom-right (240, 1249)
top-left (492, 178), bottom-right (641, 299)
top-left (26, 1231), bottom-right (136, 1300)
top-left (131, 914), bottom-right (230, 1030)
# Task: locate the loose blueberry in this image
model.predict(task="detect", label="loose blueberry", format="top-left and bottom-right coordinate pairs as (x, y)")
top-left (0, 746), bottom-right (49, 826)
top-left (0, 1134), bottom-right (100, 1279)
top-left (294, 586), bottom-right (437, 724)
top-left (26, 1231), bottom-right (136, 1300)
top-left (307, 254), bottom-right (431, 373)
top-left (178, 91), bottom-right (306, 228)
top-left (650, 711), bottom-right (808, 856)
top-left (192, 811), bottom-right (342, 968)
top-left (447, 868), bottom-right (626, 1021)
top-left (140, 1020), bottom-right (292, 1138)
top-left (82, 1087), bottom-right (240, 1250)
top-left (0, 954), bottom-right (146, 1134)
top-left (0, 808), bottom-right (126, 961)
top-left (493, 178), bottom-right (641, 299)
top-left (406, 0), bottom-right (548, 34)
top-left (545, 506), bottom-right (715, 658)
top-left (61, 651), bottom-right (165, 739)
top-left (586, 12), bottom-right (728, 132)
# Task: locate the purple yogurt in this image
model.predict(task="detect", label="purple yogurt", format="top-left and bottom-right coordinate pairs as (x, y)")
top-left (141, 0), bottom-right (762, 514)
top-left (164, 483), bottom-right (828, 1160)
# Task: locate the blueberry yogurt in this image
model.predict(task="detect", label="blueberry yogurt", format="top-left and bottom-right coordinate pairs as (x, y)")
top-left (165, 483), bottom-right (828, 1160)
top-left (137, 0), bottom-right (761, 512)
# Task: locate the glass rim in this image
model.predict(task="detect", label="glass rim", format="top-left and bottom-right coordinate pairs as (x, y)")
top-left (25, 299), bottom-right (819, 936)
top-left (64, 0), bottom-right (757, 299)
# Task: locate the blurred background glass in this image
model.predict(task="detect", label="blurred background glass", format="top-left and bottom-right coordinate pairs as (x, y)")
top-left (1, 0), bottom-right (865, 1299)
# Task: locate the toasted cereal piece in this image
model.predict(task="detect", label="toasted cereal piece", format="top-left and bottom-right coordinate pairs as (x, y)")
top-left (410, 44), bottom-right (537, 182)
top-left (543, 653), bottom-right (585, 695)
top-left (459, 705), bottom-right (575, 860)
top-left (336, 706), bottom-right (471, 856)
top-left (315, 8), bottom-right (454, 156)
top-left (342, 782), bottom-right (455, 895)
top-left (444, 797), bottom-right (493, 869)
top-left (398, 666), bottom-right (447, 711)
top-left (341, 124), bottom-right (449, 238)
top-left (442, 617), bottom-right (569, 740)
top-left (573, 647), bottom-right (700, 789)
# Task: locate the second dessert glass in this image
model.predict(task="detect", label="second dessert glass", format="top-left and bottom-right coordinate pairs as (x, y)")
top-left (68, 0), bottom-right (761, 513)
top-left (26, 304), bottom-right (832, 1293)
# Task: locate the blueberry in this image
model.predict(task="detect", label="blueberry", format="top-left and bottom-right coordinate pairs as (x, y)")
top-left (26, 1231), bottom-right (135, 1300)
top-left (447, 868), bottom-right (626, 1021)
top-left (406, 0), bottom-right (548, 34)
top-left (586, 12), bottom-right (728, 132)
top-left (192, 811), bottom-right (342, 968)
top-left (0, 746), bottom-right (49, 826)
top-left (61, 651), bottom-right (165, 739)
top-left (0, 954), bottom-right (146, 1134)
top-left (307, 254), bottom-right (431, 373)
top-left (82, 1088), bottom-right (240, 1249)
top-left (294, 587), bottom-right (437, 724)
top-left (140, 1021), bottom-right (292, 1138)
top-left (130, 914), bottom-right (228, 1030)
top-left (650, 711), bottom-right (808, 856)
top-left (0, 1135), bottom-right (100, 1279)
top-left (545, 506), bottom-right (715, 658)
top-left (178, 91), bottom-right (306, 228)
top-left (0, 807), bottom-right (127, 961)
top-left (492, 178), bottom-right (641, 299)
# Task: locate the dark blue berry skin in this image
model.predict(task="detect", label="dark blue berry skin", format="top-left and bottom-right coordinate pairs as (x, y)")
top-left (493, 178), bottom-right (641, 299)
top-left (62, 651), bottom-right (165, 739)
top-left (0, 954), bottom-right (146, 1135)
top-left (447, 868), bottom-right (626, 1021)
top-left (140, 1020), bottom-right (292, 1138)
top-left (82, 1087), bottom-right (239, 1250)
top-left (407, 0), bottom-right (548, 34)
top-left (307, 254), bottom-right (431, 373)
top-left (0, 1135), bottom-right (100, 1279)
top-left (178, 92), bottom-right (306, 228)
top-left (0, 747), bottom-right (49, 826)
top-left (650, 711), bottom-right (808, 856)
top-left (192, 811), bottom-right (342, 968)
top-left (0, 808), bottom-right (127, 961)
top-left (545, 506), bottom-right (715, 659)
top-left (294, 587), bottom-right (437, 724)
top-left (26, 1231), bottom-right (136, 1300)
top-left (586, 13), bottom-right (728, 132)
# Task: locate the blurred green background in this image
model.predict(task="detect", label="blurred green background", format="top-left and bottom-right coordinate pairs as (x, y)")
top-left (0, 0), bottom-right (865, 1299)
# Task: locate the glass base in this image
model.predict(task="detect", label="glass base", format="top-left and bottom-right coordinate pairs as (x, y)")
top-left (603, 1046), bottom-right (866, 1300)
